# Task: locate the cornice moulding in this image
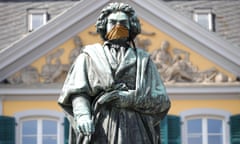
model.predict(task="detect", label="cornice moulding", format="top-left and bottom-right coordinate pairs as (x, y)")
top-left (0, 83), bottom-right (239, 100)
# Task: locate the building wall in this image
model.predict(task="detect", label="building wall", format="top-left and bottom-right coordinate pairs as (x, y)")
top-left (170, 99), bottom-right (240, 115)
top-left (3, 100), bottom-right (61, 116)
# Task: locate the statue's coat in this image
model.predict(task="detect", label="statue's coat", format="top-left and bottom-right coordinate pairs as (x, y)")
top-left (58, 43), bottom-right (170, 144)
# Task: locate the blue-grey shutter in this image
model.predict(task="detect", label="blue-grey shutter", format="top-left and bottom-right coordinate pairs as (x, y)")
top-left (0, 116), bottom-right (15, 144)
top-left (160, 116), bottom-right (168, 144)
top-left (160, 115), bottom-right (181, 144)
top-left (230, 114), bottom-right (240, 144)
top-left (64, 117), bottom-right (70, 144)
top-left (168, 115), bottom-right (181, 144)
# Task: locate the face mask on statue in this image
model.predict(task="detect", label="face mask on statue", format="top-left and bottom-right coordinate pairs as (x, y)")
top-left (105, 24), bottom-right (129, 40)
top-left (105, 11), bottom-right (130, 42)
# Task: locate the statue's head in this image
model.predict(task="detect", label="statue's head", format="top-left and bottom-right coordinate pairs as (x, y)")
top-left (96, 2), bottom-right (141, 41)
top-left (161, 40), bottom-right (170, 50)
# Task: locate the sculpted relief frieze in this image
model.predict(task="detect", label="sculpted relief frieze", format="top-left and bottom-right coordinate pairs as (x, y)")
top-left (6, 35), bottom-right (234, 84)
top-left (7, 36), bottom-right (84, 84)
top-left (151, 40), bottom-right (230, 83)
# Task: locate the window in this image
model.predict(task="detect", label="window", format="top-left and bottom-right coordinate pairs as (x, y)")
top-left (187, 117), bottom-right (224, 144)
top-left (21, 118), bottom-right (58, 144)
top-left (193, 9), bottom-right (215, 31)
top-left (181, 109), bottom-right (230, 144)
top-left (15, 110), bottom-right (65, 144)
top-left (28, 9), bottom-right (48, 32)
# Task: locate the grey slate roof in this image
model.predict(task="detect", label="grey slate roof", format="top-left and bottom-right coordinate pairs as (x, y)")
top-left (1, 0), bottom-right (239, 50)
top-left (162, 0), bottom-right (240, 48)
top-left (0, 1), bottom-right (77, 51)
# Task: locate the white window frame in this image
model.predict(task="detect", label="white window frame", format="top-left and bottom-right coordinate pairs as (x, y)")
top-left (193, 9), bottom-right (214, 31)
top-left (21, 117), bottom-right (58, 144)
top-left (28, 9), bottom-right (48, 32)
top-left (15, 110), bottom-right (65, 144)
top-left (180, 108), bottom-right (230, 144)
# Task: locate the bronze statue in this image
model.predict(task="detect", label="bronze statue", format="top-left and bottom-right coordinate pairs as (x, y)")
top-left (58, 2), bottom-right (170, 144)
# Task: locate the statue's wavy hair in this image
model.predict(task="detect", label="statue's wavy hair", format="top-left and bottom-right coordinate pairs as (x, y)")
top-left (96, 2), bottom-right (141, 41)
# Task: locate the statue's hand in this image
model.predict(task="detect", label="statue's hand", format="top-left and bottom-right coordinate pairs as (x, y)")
top-left (76, 115), bottom-right (95, 135)
top-left (97, 91), bottom-right (119, 104)
top-left (113, 90), bottom-right (135, 108)
top-left (97, 90), bottom-right (135, 108)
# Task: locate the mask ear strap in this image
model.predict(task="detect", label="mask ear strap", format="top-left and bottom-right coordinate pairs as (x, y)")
top-left (131, 40), bottom-right (136, 49)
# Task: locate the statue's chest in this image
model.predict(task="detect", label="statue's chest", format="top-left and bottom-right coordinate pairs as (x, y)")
top-left (113, 64), bottom-right (137, 90)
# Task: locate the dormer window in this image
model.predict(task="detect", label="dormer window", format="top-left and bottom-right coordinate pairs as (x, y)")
top-left (193, 9), bottom-right (215, 31)
top-left (28, 9), bottom-right (48, 32)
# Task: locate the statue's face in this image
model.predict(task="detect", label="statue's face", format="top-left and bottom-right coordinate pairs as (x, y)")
top-left (106, 11), bottom-right (130, 33)
top-left (161, 41), bottom-right (169, 50)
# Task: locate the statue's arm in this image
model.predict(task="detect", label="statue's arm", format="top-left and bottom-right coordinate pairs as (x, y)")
top-left (58, 53), bottom-right (96, 135)
top-left (58, 53), bottom-right (92, 106)
top-left (72, 96), bottom-right (94, 135)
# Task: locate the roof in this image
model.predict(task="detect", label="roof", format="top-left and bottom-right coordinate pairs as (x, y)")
top-left (164, 0), bottom-right (240, 48)
top-left (0, 0), bottom-right (239, 82)
top-left (0, 0), bottom-right (77, 51)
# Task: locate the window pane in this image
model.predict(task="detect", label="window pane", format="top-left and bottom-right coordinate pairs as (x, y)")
top-left (187, 119), bottom-right (202, 144)
top-left (43, 136), bottom-right (57, 144)
top-left (32, 14), bottom-right (44, 29)
top-left (208, 119), bottom-right (222, 133)
top-left (22, 137), bottom-right (37, 144)
top-left (187, 119), bottom-right (202, 133)
top-left (188, 136), bottom-right (202, 144)
top-left (208, 119), bottom-right (223, 144)
top-left (43, 120), bottom-right (57, 134)
top-left (22, 120), bottom-right (37, 135)
top-left (22, 120), bottom-right (37, 144)
top-left (208, 135), bottom-right (223, 144)
top-left (43, 120), bottom-right (58, 144)
top-left (197, 14), bottom-right (209, 29)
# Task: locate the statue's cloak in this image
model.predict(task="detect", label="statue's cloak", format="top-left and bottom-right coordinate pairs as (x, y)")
top-left (58, 43), bottom-right (170, 144)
